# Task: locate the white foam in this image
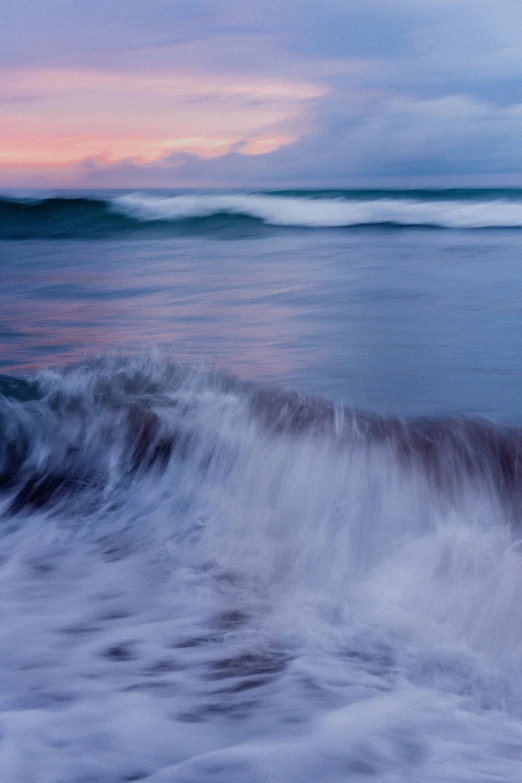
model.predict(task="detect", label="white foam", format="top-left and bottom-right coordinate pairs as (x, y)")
top-left (111, 192), bottom-right (522, 228)
top-left (2, 358), bottom-right (522, 780)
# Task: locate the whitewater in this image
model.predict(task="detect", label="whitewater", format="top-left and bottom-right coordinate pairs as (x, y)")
top-left (112, 191), bottom-right (522, 229)
top-left (3, 187), bottom-right (522, 781)
top-left (1, 356), bottom-right (522, 782)
top-left (5, 188), bottom-right (522, 237)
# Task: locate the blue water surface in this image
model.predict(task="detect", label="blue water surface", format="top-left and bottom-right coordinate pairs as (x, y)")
top-left (2, 225), bottom-right (521, 420)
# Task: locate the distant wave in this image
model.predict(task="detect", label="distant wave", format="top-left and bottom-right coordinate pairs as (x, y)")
top-left (113, 191), bottom-right (522, 229)
top-left (4, 189), bottom-right (522, 237)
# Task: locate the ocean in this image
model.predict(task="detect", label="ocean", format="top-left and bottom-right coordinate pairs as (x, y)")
top-left (2, 188), bottom-right (522, 782)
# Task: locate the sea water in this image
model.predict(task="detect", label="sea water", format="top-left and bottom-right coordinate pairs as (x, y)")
top-left (1, 189), bottom-right (522, 782)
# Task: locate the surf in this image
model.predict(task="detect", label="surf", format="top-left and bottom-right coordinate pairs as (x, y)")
top-left (5, 189), bottom-right (522, 238)
top-left (2, 356), bottom-right (522, 781)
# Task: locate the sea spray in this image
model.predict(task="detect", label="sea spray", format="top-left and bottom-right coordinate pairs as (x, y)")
top-left (1, 357), bottom-right (522, 779)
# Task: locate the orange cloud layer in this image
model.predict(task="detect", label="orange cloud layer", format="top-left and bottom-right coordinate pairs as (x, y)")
top-left (0, 68), bottom-right (325, 166)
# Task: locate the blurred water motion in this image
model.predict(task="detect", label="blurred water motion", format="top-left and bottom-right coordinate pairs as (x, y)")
top-left (2, 230), bottom-right (522, 420)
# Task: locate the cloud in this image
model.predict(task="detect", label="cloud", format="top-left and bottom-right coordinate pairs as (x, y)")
top-left (5, 92), bottom-right (522, 189)
top-left (0, 67), bottom-right (324, 166)
top-left (2, 0), bottom-right (522, 185)
top-left (264, 93), bottom-right (522, 180)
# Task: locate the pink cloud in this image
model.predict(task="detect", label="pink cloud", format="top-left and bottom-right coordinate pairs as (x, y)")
top-left (0, 67), bottom-right (325, 170)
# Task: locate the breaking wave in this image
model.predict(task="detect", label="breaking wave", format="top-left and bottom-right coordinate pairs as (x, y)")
top-left (2, 356), bottom-right (522, 781)
top-left (4, 189), bottom-right (522, 237)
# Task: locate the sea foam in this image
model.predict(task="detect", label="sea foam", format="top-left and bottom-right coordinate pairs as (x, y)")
top-left (4, 190), bottom-right (522, 238)
top-left (1, 356), bottom-right (522, 781)
top-left (112, 191), bottom-right (522, 228)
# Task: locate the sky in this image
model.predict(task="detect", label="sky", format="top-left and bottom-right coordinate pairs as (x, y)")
top-left (2, 0), bottom-right (522, 188)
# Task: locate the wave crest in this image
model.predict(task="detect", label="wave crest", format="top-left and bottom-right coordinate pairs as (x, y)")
top-left (4, 190), bottom-right (522, 237)
top-left (113, 191), bottom-right (522, 229)
top-left (1, 357), bottom-right (520, 521)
